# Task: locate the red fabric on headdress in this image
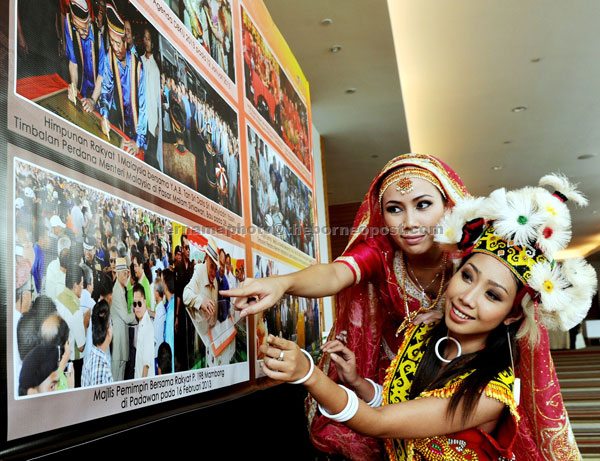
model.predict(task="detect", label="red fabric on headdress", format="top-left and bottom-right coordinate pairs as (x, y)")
top-left (305, 154), bottom-right (469, 460)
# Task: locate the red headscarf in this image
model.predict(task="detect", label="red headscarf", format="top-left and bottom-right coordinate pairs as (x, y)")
top-left (306, 154), bottom-right (469, 460)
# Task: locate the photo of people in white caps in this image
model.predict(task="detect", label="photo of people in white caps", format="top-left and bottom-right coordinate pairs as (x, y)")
top-left (15, 0), bottom-right (241, 217)
top-left (159, 35), bottom-right (241, 216)
top-left (13, 158), bottom-right (247, 397)
top-left (164, 0), bottom-right (235, 83)
top-left (247, 124), bottom-right (315, 257)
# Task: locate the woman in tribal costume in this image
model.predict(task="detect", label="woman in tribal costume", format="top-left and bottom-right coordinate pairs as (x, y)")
top-left (260, 174), bottom-right (594, 461)
top-left (224, 153), bottom-right (469, 459)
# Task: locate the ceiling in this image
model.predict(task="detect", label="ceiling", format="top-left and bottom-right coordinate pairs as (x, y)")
top-left (263, 0), bottom-right (600, 257)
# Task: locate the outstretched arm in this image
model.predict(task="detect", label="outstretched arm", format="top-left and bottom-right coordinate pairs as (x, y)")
top-left (220, 262), bottom-right (354, 317)
top-left (261, 336), bottom-right (505, 440)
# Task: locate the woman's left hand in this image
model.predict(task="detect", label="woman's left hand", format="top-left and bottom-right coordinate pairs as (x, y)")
top-left (260, 335), bottom-right (310, 382)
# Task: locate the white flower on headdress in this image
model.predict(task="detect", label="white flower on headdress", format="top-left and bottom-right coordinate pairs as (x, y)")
top-left (535, 188), bottom-right (569, 221)
top-left (436, 211), bottom-right (465, 244)
top-left (535, 214), bottom-right (572, 257)
top-left (480, 188), bottom-right (508, 221)
top-left (561, 257), bottom-right (598, 304)
top-left (552, 258), bottom-right (598, 330)
top-left (436, 196), bottom-right (486, 244)
top-left (493, 188), bottom-right (546, 246)
top-left (528, 261), bottom-right (570, 313)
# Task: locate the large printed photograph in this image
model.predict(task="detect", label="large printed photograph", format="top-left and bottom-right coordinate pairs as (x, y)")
top-left (170, 224), bottom-right (246, 372)
top-left (241, 7), bottom-right (311, 172)
top-left (253, 253), bottom-right (320, 362)
top-left (248, 124), bottom-right (315, 257)
top-left (164, 0), bottom-right (235, 83)
top-left (13, 158), bottom-right (247, 399)
top-left (159, 35), bottom-right (241, 215)
top-left (14, 0), bottom-right (241, 216)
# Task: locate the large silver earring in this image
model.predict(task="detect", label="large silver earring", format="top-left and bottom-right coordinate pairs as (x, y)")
top-left (435, 335), bottom-right (462, 363)
top-left (507, 326), bottom-right (521, 405)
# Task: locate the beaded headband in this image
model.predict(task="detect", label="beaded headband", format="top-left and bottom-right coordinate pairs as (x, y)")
top-left (379, 167), bottom-right (446, 205)
top-left (471, 224), bottom-right (548, 286)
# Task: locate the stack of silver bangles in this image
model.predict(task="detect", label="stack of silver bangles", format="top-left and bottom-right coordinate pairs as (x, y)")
top-left (318, 377), bottom-right (383, 422)
top-left (365, 378), bottom-right (383, 407)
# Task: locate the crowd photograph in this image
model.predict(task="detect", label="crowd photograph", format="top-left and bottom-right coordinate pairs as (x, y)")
top-left (164, 0), bottom-right (235, 83)
top-left (15, 0), bottom-right (242, 216)
top-left (13, 158), bottom-right (247, 397)
top-left (253, 254), bottom-right (321, 361)
top-left (159, 36), bottom-right (241, 216)
top-left (242, 7), bottom-right (311, 172)
top-left (247, 125), bottom-right (315, 257)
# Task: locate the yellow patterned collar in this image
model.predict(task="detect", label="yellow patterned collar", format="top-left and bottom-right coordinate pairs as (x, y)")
top-left (382, 322), bottom-right (518, 461)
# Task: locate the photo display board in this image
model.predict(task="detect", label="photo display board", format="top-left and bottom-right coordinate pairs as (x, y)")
top-left (2, 0), bottom-right (319, 442)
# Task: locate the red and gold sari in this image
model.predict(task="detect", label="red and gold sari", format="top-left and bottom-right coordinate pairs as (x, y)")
top-left (306, 154), bottom-right (469, 460)
top-left (305, 154), bottom-right (580, 460)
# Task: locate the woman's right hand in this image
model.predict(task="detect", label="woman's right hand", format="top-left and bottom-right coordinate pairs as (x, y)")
top-left (220, 276), bottom-right (288, 317)
top-left (260, 335), bottom-right (310, 383)
top-left (321, 340), bottom-right (360, 388)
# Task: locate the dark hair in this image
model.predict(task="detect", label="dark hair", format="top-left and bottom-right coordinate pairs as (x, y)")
top-left (162, 269), bottom-right (175, 294)
top-left (157, 342), bottom-right (172, 374)
top-left (409, 256), bottom-right (523, 424)
top-left (80, 263), bottom-right (93, 289)
top-left (132, 282), bottom-right (146, 300)
top-left (132, 251), bottom-right (144, 267)
top-left (65, 264), bottom-right (84, 290)
top-left (97, 273), bottom-right (114, 298)
top-left (92, 300), bottom-right (111, 346)
top-left (17, 296), bottom-right (57, 360)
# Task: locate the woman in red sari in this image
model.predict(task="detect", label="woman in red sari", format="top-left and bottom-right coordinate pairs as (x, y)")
top-left (224, 153), bottom-right (469, 459)
top-left (260, 174), bottom-right (594, 461)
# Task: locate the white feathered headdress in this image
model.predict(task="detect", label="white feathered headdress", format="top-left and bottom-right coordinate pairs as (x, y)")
top-left (435, 173), bottom-right (597, 333)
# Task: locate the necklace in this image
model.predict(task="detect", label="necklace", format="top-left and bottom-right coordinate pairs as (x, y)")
top-left (406, 260), bottom-right (442, 308)
top-left (397, 252), bottom-right (447, 334)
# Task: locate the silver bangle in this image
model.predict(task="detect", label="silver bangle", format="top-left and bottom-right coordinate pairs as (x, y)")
top-left (290, 349), bottom-right (315, 385)
top-left (318, 385), bottom-right (359, 422)
top-left (365, 378), bottom-right (383, 407)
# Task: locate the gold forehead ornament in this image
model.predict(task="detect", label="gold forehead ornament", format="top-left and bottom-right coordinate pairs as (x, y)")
top-left (379, 167), bottom-right (446, 205)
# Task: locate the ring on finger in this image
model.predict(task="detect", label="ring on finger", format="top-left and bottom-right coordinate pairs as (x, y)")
top-left (277, 350), bottom-right (285, 361)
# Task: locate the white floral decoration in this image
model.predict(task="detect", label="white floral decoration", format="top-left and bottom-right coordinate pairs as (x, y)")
top-left (561, 257), bottom-right (598, 305)
top-left (479, 188), bottom-right (507, 221)
top-left (528, 261), bottom-right (570, 313)
top-left (535, 215), bottom-right (572, 257)
top-left (494, 188), bottom-right (546, 246)
top-left (435, 196), bottom-right (486, 244)
top-left (535, 188), bottom-right (569, 222)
